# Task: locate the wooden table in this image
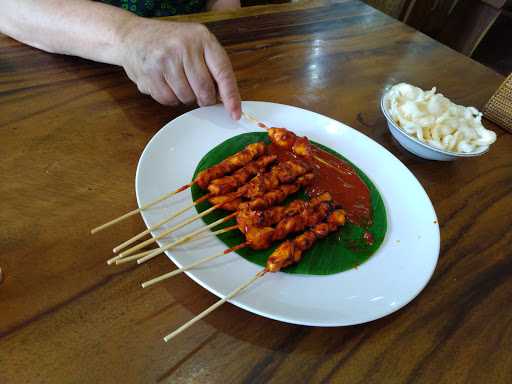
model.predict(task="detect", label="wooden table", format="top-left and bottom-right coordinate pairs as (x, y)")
top-left (1, 1), bottom-right (511, 382)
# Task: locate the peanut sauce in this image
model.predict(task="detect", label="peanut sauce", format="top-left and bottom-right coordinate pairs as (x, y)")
top-left (267, 143), bottom-right (372, 227)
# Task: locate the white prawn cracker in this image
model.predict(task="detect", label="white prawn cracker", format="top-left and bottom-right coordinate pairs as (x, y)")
top-left (384, 83), bottom-right (497, 154)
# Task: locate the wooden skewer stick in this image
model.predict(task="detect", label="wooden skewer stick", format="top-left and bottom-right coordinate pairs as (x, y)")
top-left (112, 194), bottom-right (210, 254)
top-left (107, 249), bottom-right (150, 265)
top-left (114, 248), bottom-right (163, 265)
top-left (114, 248), bottom-right (157, 264)
top-left (312, 155), bottom-right (348, 175)
top-left (118, 202), bottom-right (227, 259)
top-left (107, 254), bottom-right (125, 265)
top-left (112, 224), bottom-right (238, 266)
top-left (90, 182), bottom-right (193, 234)
top-left (188, 224), bottom-right (238, 241)
top-left (141, 242), bottom-right (248, 288)
top-left (115, 250), bottom-right (157, 265)
top-left (163, 269), bottom-right (266, 342)
top-left (136, 212), bottom-right (237, 264)
top-left (141, 251), bottom-right (225, 286)
top-left (242, 112), bottom-right (265, 127)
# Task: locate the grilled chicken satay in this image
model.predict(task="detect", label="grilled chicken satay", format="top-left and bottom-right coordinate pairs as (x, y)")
top-left (210, 173), bottom-right (314, 211)
top-left (207, 160), bottom-right (311, 207)
top-left (266, 209), bottom-right (346, 272)
top-left (216, 195), bottom-right (332, 252)
top-left (244, 199), bottom-right (333, 250)
top-left (268, 127), bottom-right (313, 158)
top-left (240, 160), bottom-right (311, 199)
top-left (239, 174), bottom-right (313, 210)
top-left (195, 142), bottom-right (266, 189)
top-left (236, 192), bottom-right (332, 233)
top-left (207, 155), bottom-right (277, 196)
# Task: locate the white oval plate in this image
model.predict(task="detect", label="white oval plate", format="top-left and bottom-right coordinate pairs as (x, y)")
top-left (136, 101), bottom-right (440, 326)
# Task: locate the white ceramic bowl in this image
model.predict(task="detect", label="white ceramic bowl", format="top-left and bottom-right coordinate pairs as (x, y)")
top-left (380, 91), bottom-right (489, 161)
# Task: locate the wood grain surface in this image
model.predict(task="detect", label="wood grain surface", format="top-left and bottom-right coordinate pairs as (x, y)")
top-left (1, 0), bottom-right (511, 383)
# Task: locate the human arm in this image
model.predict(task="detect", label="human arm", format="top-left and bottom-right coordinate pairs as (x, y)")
top-left (0, 0), bottom-right (241, 119)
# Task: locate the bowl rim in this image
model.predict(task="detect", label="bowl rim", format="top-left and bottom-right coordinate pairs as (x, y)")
top-left (380, 90), bottom-right (489, 158)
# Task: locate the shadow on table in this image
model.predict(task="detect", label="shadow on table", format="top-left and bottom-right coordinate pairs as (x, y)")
top-left (105, 69), bottom-right (197, 135)
top-left (65, 59), bottom-right (197, 137)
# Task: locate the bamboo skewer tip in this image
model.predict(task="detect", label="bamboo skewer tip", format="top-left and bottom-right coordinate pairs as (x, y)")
top-left (118, 203), bottom-right (222, 259)
top-left (90, 182), bottom-right (193, 234)
top-left (163, 269), bottom-right (265, 342)
top-left (112, 194), bottom-right (210, 254)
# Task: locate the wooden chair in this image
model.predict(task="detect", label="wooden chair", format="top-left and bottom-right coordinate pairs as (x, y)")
top-left (401, 0), bottom-right (509, 56)
top-left (363, 0), bottom-right (407, 18)
top-left (364, 0), bottom-right (509, 57)
top-left (243, 1), bottom-right (508, 58)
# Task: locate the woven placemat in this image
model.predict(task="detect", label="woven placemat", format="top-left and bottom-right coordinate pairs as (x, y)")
top-left (483, 73), bottom-right (512, 133)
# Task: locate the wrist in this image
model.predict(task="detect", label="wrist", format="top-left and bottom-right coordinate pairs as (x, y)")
top-left (109, 12), bottom-right (142, 66)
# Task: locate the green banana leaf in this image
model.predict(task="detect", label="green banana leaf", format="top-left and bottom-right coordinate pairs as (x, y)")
top-left (191, 132), bottom-right (387, 275)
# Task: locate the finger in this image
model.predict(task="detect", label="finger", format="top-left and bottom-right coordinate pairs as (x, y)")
top-left (184, 54), bottom-right (217, 107)
top-left (203, 38), bottom-right (241, 120)
top-left (163, 60), bottom-right (196, 105)
top-left (136, 81), bottom-right (150, 96)
top-left (147, 75), bottom-right (180, 106)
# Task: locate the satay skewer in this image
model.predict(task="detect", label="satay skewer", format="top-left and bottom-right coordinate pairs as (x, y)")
top-left (142, 193), bottom-right (333, 286)
top-left (162, 209), bottom-right (346, 342)
top-left (116, 175), bottom-right (312, 265)
top-left (132, 174), bottom-right (315, 264)
top-left (90, 142), bottom-right (266, 234)
top-left (112, 194), bottom-right (211, 254)
top-left (117, 161), bottom-right (311, 259)
top-left (243, 113), bottom-right (353, 175)
top-left (112, 155), bottom-right (277, 254)
top-left (116, 213), bottom-right (237, 264)
top-left (205, 154), bottom-right (277, 196)
top-left (115, 224), bottom-right (238, 265)
top-left (107, 224), bottom-right (238, 265)
top-left (272, 128), bottom-right (353, 175)
top-left (117, 202), bottom-right (234, 259)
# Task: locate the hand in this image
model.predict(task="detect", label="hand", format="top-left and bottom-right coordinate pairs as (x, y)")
top-left (119, 19), bottom-right (241, 120)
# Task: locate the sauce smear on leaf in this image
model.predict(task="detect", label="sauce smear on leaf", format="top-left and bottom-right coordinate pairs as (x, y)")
top-left (267, 143), bottom-right (372, 227)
